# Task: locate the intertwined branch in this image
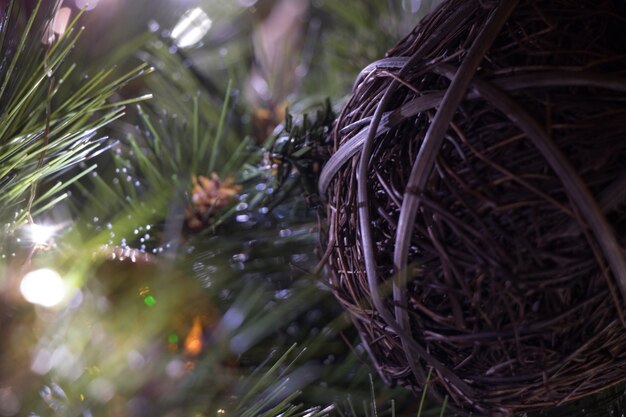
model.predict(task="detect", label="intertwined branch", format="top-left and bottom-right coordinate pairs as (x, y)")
top-left (320, 0), bottom-right (626, 414)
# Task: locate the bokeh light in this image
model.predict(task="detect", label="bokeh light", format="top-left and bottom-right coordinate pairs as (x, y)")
top-left (143, 295), bottom-right (156, 306)
top-left (0, 387), bottom-right (20, 416)
top-left (20, 268), bottom-right (67, 307)
top-left (52, 7), bottom-right (72, 35)
top-left (74, 0), bottom-right (100, 11)
top-left (25, 223), bottom-right (56, 246)
top-left (171, 7), bottom-right (212, 48)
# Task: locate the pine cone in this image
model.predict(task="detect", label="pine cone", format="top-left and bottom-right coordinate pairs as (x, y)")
top-left (185, 173), bottom-right (241, 231)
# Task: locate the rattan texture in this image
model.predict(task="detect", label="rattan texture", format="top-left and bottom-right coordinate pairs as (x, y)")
top-left (319, 0), bottom-right (626, 415)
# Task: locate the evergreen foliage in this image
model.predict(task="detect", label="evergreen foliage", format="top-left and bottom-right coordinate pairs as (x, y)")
top-left (0, 1), bottom-right (148, 231)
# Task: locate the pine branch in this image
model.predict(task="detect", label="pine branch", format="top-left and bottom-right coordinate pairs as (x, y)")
top-left (0, 0), bottom-right (150, 231)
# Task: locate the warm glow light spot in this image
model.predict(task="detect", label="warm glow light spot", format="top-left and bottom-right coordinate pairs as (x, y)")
top-left (20, 268), bottom-right (67, 307)
top-left (171, 8), bottom-right (212, 48)
top-left (186, 339), bottom-right (202, 355)
top-left (184, 316), bottom-right (204, 356)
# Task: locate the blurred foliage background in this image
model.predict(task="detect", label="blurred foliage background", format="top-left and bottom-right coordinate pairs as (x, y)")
top-left (1, 1), bottom-right (624, 417)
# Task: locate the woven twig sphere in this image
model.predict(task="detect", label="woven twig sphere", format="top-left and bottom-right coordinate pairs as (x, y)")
top-left (319, 0), bottom-right (626, 415)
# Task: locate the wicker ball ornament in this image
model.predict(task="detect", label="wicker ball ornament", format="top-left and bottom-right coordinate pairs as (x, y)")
top-left (319, 0), bottom-right (626, 415)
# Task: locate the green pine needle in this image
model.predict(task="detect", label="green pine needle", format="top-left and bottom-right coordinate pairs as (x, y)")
top-left (0, 0), bottom-right (150, 230)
